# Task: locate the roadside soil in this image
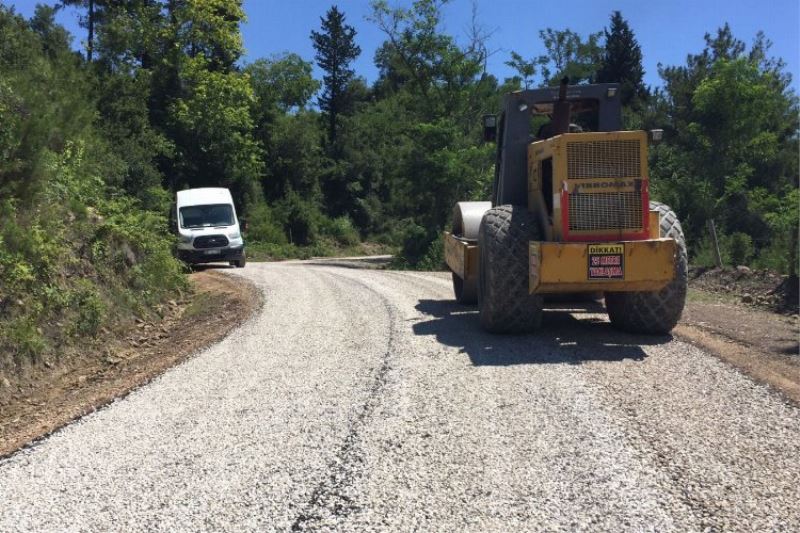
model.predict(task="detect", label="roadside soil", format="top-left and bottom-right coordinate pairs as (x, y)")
top-left (673, 265), bottom-right (800, 403)
top-left (677, 293), bottom-right (799, 403)
top-left (689, 266), bottom-right (799, 313)
top-left (0, 268), bottom-right (261, 457)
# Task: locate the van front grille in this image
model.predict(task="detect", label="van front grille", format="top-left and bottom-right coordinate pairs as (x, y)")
top-left (194, 235), bottom-right (229, 249)
top-left (568, 191), bottom-right (643, 233)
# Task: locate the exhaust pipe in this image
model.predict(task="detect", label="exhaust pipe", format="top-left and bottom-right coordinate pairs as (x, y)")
top-left (551, 77), bottom-right (571, 136)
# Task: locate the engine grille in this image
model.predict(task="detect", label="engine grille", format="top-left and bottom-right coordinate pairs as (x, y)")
top-left (567, 140), bottom-right (640, 179)
top-left (193, 235), bottom-right (229, 249)
top-left (568, 191), bottom-right (643, 233)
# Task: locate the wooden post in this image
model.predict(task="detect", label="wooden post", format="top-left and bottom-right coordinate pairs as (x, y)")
top-left (707, 219), bottom-right (723, 268)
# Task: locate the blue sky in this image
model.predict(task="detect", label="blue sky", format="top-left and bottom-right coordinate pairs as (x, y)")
top-left (7, 0), bottom-right (799, 91)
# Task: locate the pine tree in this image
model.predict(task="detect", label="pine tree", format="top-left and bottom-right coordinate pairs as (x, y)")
top-left (597, 11), bottom-right (646, 107)
top-left (310, 5), bottom-right (361, 146)
top-left (60, 0), bottom-right (107, 61)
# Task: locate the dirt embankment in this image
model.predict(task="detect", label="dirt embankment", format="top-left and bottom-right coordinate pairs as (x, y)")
top-left (679, 266), bottom-right (799, 403)
top-left (689, 266), bottom-right (799, 313)
top-left (0, 269), bottom-right (261, 457)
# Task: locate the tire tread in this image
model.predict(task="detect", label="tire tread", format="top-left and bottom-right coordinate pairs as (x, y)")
top-left (478, 205), bottom-right (543, 333)
top-left (605, 201), bottom-right (688, 334)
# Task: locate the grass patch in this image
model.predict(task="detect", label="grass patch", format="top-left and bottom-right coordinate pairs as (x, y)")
top-left (686, 288), bottom-right (740, 306)
top-left (246, 240), bottom-right (395, 262)
top-left (182, 290), bottom-right (216, 320)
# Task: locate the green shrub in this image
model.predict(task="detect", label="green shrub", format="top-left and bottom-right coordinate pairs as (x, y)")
top-left (416, 233), bottom-right (446, 271)
top-left (728, 232), bottom-right (754, 266)
top-left (71, 281), bottom-right (106, 337)
top-left (2, 317), bottom-right (47, 362)
top-left (245, 202), bottom-right (287, 245)
top-left (689, 239), bottom-right (716, 268)
top-left (277, 191), bottom-right (324, 246)
top-left (400, 223), bottom-right (430, 265)
top-left (752, 241), bottom-right (790, 273)
top-left (320, 216), bottom-right (360, 246)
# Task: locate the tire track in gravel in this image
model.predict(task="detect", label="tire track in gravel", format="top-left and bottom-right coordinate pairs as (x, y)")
top-left (312, 267), bottom-right (700, 531)
top-left (0, 264), bottom-right (393, 533)
top-left (375, 268), bottom-right (800, 531)
top-left (290, 269), bottom-right (400, 531)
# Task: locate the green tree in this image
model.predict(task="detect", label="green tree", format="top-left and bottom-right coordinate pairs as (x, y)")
top-left (596, 11), bottom-right (647, 108)
top-left (651, 25), bottom-right (798, 272)
top-left (362, 0), bottom-right (496, 264)
top-left (95, 70), bottom-right (173, 209)
top-left (166, 55), bottom-right (262, 206)
top-left (505, 51), bottom-right (536, 89)
top-left (246, 54), bottom-right (320, 113)
top-left (507, 28), bottom-right (602, 88)
top-left (29, 4), bottom-right (72, 59)
top-left (0, 6), bottom-right (185, 363)
top-left (311, 5), bottom-right (361, 146)
top-left (0, 5), bottom-right (94, 204)
top-left (60, 0), bottom-right (107, 61)
top-left (151, 0), bottom-right (262, 210)
top-left (92, 0), bottom-right (165, 70)
top-left (536, 28), bottom-right (603, 85)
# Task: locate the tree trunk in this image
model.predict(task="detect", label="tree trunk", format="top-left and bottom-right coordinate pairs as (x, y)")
top-left (87, 0), bottom-right (94, 62)
top-left (707, 218), bottom-right (723, 268)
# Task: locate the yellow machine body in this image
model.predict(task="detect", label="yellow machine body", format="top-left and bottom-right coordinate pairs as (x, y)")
top-left (444, 231), bottom-right (479, 282)
top-left (444, 130), bottom-right (678, 295)
top-left (528, 239), bottom-right (675, 293)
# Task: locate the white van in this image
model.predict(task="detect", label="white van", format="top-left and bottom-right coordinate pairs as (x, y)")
top-left (171, 187), bottom-right (246, 267)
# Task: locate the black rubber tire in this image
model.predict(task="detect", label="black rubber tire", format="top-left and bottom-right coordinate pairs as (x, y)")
top-left (230, 254), bottom-right (246, 268)
top-left (605, 201), bottom-right (688, 334)
top-left (478, 205), bottom-right (544, 333)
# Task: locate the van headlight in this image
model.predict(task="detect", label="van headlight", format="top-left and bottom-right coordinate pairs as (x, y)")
top-left (228, 231), bottom-right (241, 240)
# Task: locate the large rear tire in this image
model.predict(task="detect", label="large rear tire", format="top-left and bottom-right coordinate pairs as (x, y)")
top-left (478, 205), bottom-right (543, 333)
top-left (605, 202), bottom-right (687, 334)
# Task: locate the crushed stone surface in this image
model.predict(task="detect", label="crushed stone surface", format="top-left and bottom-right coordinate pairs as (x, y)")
top-left (1, 263), bottom-right (798, 532)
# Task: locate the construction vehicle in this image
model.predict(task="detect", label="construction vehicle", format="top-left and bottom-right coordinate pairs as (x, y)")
top-left (444, 79), bottom-right (687, 334)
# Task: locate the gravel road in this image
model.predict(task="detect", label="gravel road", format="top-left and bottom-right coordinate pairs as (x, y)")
top-left (2, 260), bottom-right (799, 532)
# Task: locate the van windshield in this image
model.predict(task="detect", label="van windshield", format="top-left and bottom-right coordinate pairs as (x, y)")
top-left (180, 204), bottom-right (235, 228)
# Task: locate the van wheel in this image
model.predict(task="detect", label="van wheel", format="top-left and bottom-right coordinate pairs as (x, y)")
top-left (231, 255), bottom-right (246, 268)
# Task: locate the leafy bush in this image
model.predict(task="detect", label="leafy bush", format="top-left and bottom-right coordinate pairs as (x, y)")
top-left (271, 191), bottom-right (315, 245)
top-left (0, 19), bottom-right (186, 369)
top-left (245, 202), bottom-right (287, 245)
top-left (71, 281), bottom-right (106, 337)
top-left (319, 216), bottom-right (360, 246)
top-left (728, 232), bottom-right (754, 266)
top-left (1, 317), bottom-right (47, 363)
top-left (400, 223), bottom-right (430, 266)
top-left (416, 233), bottom-right (446, 271)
